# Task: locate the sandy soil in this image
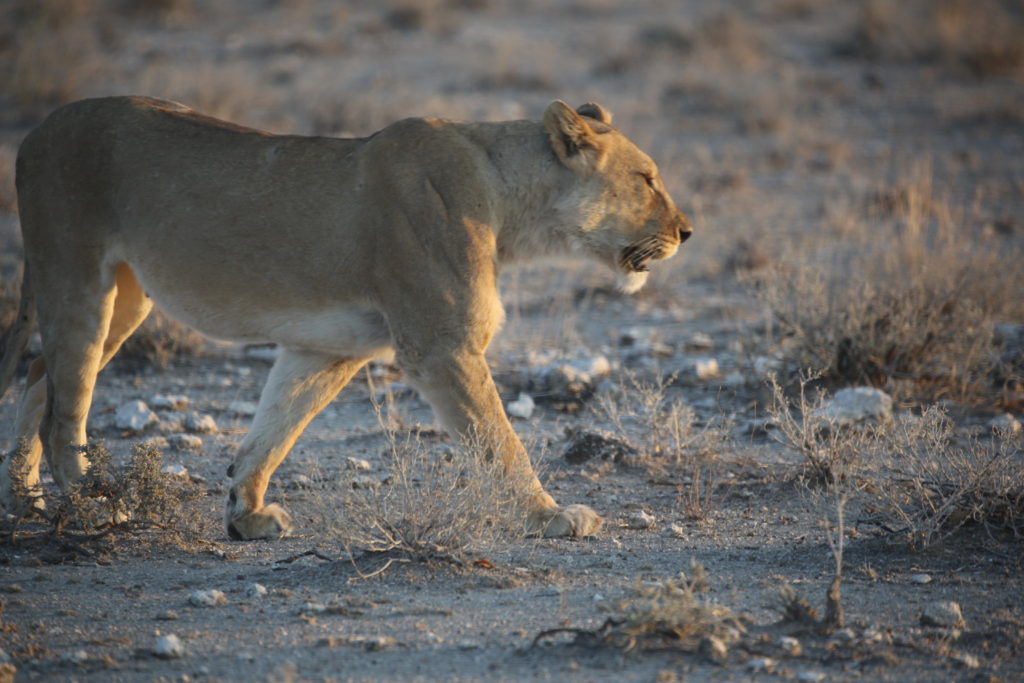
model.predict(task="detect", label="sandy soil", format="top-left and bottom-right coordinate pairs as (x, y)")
top-left (1, 1), bottom-right (1022, 681)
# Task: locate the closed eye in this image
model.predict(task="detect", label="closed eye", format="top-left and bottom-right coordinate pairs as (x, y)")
top-left (639, 172), bottom-right (656, 190)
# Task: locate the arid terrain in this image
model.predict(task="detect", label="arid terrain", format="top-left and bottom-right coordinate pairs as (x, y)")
top-left (0, 1), bottom-right (1022, 681)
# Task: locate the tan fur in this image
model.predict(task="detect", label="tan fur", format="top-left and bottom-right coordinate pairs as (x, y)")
top-left (0, 96), bottom-right (691, 539)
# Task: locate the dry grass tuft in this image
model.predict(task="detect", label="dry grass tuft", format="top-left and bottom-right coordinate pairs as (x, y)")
top-left (754, 169), bottom-right (1023, 403)
top-left (116, 310), bottom-right (207, 370)
top-left (846, 0), bottom-right (1024, 78)
top-left (311, 425), bottom-right (530, 563)
top-left (534, 559), bottom-right (744, 652)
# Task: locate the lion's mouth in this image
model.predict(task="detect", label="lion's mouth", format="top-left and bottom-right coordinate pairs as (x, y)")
top-left (619, 237), bottom-right (673, 273)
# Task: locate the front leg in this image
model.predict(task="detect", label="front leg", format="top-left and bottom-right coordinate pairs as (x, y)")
top-left (402, 347), bottom-right (602, 538)
top-left (225, 350), bottom-right (368, 540)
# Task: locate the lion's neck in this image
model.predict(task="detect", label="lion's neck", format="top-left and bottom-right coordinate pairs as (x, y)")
top-left (462, 122), bottom-right (590, 265)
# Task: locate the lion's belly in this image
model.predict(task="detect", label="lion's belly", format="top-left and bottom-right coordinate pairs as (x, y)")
top-left (130, 269), bottom-right (392, 358)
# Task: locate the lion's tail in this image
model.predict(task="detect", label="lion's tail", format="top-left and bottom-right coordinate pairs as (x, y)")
top-left (0, 263), bottom-right (35, 401)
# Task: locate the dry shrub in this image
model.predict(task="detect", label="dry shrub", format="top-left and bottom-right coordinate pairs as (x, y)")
top-left (755, 170), bottom-right (1023, 402)
top-left (768, 375), bottom-right (1024, 549)
top-left (48, 442), bottom-right (204, 539)
top-left (312, 425), bottom-right (530, 562)
top-left (535, 559), bottom-right (744, 652)
top-left (872, 407), bottom-right (1024, 549)
top-left (847, 0), bottom-right (1024, 78)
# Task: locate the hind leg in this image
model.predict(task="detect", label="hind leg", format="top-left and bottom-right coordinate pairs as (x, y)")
top-left (36, 263), bottom-right (150, 489)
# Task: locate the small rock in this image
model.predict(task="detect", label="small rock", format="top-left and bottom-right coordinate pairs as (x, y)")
top-left (777, 636), bottom-right (802, 656)
top-left (161, 464), bottom-right (189, 479)
top-left (687, 332), bottom-right (714, 350)
top-left (693, 357), bottom-right (720, 380)
top-left (244, 583), bottom-right (268, 599)
top-left (921, 601), bottom-right (966, 629)
top-left (60, 650), bottom-right (89, 664)
top-left (699, 635), bottom-right (728, 663)
top-left (154, 634), bottom-right (185, 659)
top-left (626, 510), bottom-right (656, 529)
top-left (457, 641), bottom-right (479, 651)
top-left (746, 657), bottom-right (775, 673)
top-left (952, 652), bottom-right (980, 669)
top-left (300, 602), bottom-right (327, 616)
top-left (156, 610), bottom-right (179, 621)
top-left (362, 636), bottom-right (396, 651)
top-left (169, 433), bottom-right (203, 451)
top-left (189, 589), bottom-right (227, 607)
top-left (817, 387), bottom-right (893, 428)
top-left (797, 672), bottom-right (826, 682)
top-left (151, 394), bottom-right (189, 411)
top-left (562, 431), bottom-right (638, 465)
top-left (507, 392), bottom-right (535, 419)
top-left (350, 475), bottom-right (382, 489)
top-left (990, 413), bottom-right (1021, 435)
top-left (185, 413), bottom-right (218, 434)
top-left (115, 400), bottom-right (159, 432)
top-left (910, 573), bottom-right (932, 584)
top-left (344, 457), bottom-right (373, 471)
top-left (228, 401), bottom-right (259, 417)
top-left (141, 436), bottom-right (169, 449)
top-left (665, 523), bottom-right (686, 538)
top-left (291, 474), bottom-right (314, 488)
top-left (829, 627), bottom-right (857, 643)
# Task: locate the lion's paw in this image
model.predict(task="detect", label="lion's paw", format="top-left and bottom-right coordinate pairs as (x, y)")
top-left (527, 503), bottom-right (602, 538)
top-left (226, 503), bottom-right (293, 540)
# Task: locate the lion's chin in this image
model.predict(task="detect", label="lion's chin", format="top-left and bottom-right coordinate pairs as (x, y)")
top-left (616, 269), bottom-right (649, 295)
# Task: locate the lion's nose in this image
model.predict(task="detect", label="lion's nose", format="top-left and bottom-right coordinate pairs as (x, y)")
top-left (677, 215), bottom-right (693, 243)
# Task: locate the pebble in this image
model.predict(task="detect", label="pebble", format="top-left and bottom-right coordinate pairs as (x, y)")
top-left (990, 413), bottom-right (1021, 435)
top-left (952, 652), bottom-right (981, 669)
top-left (699, 635), bottom-right (728, 663)
top-left (746, 657), bottom-right (775, 673)
top-left (185, 414), bottom-right (219, 434)
top-left (141, 436), bottom-right (169, 450)
top-left (910, 573), bottom-right (932, 584)
top-left (169, 434), bottom-right (203, 451)
top-left (151, 394), bottom-right (189, 411)
top-left (189, 589), bottom-right (228, 607)
top-left (291, 474), bottom-right (314, 488)
top-left (777, 636), bottom-right (802, 656)
top-left (244, 583), bottom-right (268, 599)
top-left (693, 357), bottom-right (720, 380)
top-left (506, 392), bottom-right (535, 419)
top-left (344, 457), bottom-right (373, 471)
top-left (664, 523), bottom-right (686, 538)
top-left (797, 672), bottom-right (826, 682)
top-left (626, 510), bottom-right (656, 529)
top-left (161, 464), bottom-right (189, 479)
top-left (687, 332), bottom-right (714, 350)
top-left (921, 601), bottom-right (966, 629)
top-left (154, 634), bottom-right (185, 659)
top-left (156, 610), bottom-right (179, 621)
top-left (228, 401), bottom-right (259, 417)
top-left (60, 650), bottom-right (89, 664)
top-left (816, 387), bottom-right (893, 428)
top-left (115, 400), bottom-right (159, 432)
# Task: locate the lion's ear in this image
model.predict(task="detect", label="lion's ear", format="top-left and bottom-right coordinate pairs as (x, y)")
top-left (543, 100), bottom-right (606, 173)
top-left (576, 102), bottom-right (612, 125)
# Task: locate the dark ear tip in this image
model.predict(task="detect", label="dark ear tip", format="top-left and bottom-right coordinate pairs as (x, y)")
top-left (576, 102), bottom-right (613, 125)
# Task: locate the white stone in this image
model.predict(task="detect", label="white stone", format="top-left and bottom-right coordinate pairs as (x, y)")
top-left (154, 634), bottom-right (185, 659)
top-left (952, 652), bottom-right (981, 669)
top-left (185, 413), bottom-right (219, 434)
top-left (244, 583), bottom-right (268, 599)
top-left (921, 601), bottom-right (966, 628)
top-left (161, 464), bottom-right (189, 479)
top-left (60, 649), bottom-right (89, 664)
top-left (507, 393), bottom-right (535, 419)
top-left (693, 357), bottom-right (720, 380)
top-left (777, 636), bottom-right (801, 656)
top-left (746, 657), bottom-right (775, 673)
top-left (910, 573), bottom-right (932, 584)
top-left (189, 589), bottom-right (227, 607)
top-left (169, 433), bottom-right (203, 451)
top-left (151, 394), bottom-right (189, 411)
top-left (228, 401), bottom-right (259, 417)
top-left (688, 332), bottom-right (714, 349)
top-left (344, 457), bottom-right (373, 471)
top-left (627, 510), bottom-right (656, 529)
top-left (797, 672), bottom-right (826, 682)
top-left (990, 413), bottom-right (1021, 435)
top-left (817, 387), bottom-right (893, 427)
top-left (115, 400), bottom-right (159, 432)
top-left (665, 523), bottom-right (686, 538)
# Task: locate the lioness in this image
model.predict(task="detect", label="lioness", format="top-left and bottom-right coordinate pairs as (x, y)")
top-left (0, 97), bottom-right (691, 539)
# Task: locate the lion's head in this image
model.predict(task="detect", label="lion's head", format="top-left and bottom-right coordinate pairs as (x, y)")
top-left (543, 100), bottom-right (692, 293)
